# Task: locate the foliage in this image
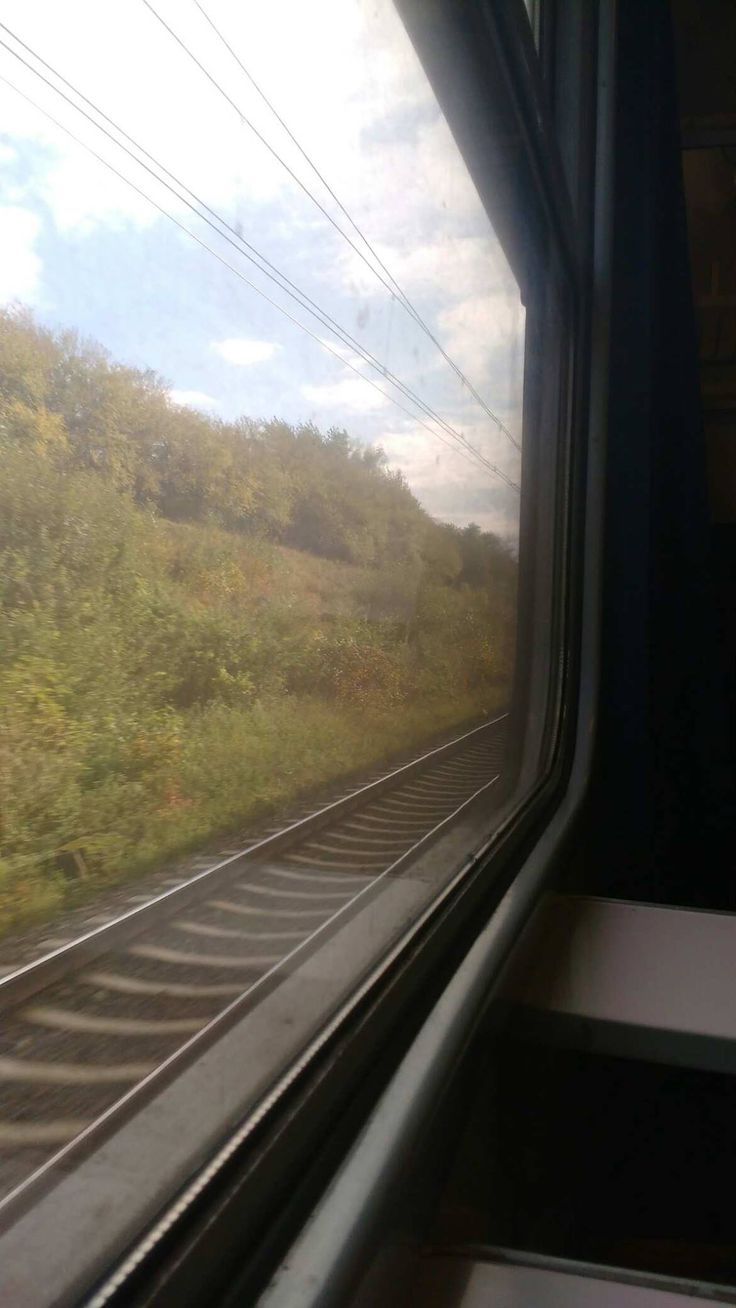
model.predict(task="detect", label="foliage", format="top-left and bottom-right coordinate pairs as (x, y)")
top-left (0, 306), bottom-right (517, 934)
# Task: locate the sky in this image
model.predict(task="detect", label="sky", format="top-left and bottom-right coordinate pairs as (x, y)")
top-left (0, 0), bottom-right (525, 538)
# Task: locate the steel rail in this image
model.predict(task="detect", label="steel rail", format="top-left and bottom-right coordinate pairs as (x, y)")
top-left (0, 712), bottom-right (505, 1215)
top-left (0, 714), bottom-right (507, 1014)
top-left (0, 713), bottom-right (506, 1272)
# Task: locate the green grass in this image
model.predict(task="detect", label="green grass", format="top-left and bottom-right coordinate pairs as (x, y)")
top-left (0, 686), bottom-right (505, 939)
top-left (0, 309), bottom-right (517, 941)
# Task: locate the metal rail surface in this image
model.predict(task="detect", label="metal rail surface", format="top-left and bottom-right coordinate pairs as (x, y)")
top-left (0, 714), bottom-right (507, 1208)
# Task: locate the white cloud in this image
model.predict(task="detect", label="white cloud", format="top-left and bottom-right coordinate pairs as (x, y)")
top-left (379, 423), bottom-right (479, 491)
top-left (0, 0), bottom-right (433, 241)
top-left (437, 294), bottom-right (523, 372)
top-left (0, 0), bottom-right (525, 538)
top-left (317, 337), bottom-right (365, 370)
top-left (376, 420), bottom-right (521, 540)
top-left (168, 388), bottom-right (219, 411)
top-left (0, 0), bottom-right (498, 319)
top-left (334, 235), bottom-right (495, 303)
top-left (302, 376), bottom-right (389, 412)
top-left (0, 206), bottom-right (42, 303)
top-left (212, 337), bottom-right (279, 366)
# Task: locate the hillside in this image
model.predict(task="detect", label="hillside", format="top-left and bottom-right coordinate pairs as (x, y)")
top-left (0, 307), bottom-right (517, 934)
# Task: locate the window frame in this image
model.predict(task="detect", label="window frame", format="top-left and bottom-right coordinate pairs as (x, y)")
top-left (0, 3), bottom-right (608, 1303)
top-left (249, 4), bottom-right (614, 1302)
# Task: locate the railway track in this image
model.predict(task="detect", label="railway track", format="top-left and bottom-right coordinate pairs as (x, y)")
top-left (0, 713), bottom-right (507, 1209)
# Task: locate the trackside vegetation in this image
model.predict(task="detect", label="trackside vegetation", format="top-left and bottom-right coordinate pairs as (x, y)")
top-left (0, 307), bottom-right (517, 934)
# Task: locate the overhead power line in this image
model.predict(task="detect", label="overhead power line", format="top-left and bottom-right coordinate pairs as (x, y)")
top-left (0, 29), bottom-right (518, 489)
top-left (191, 0), bottom-right (521, 452)
top-left (0, 67), bottom-right (520, 493)
top-left (0, 24), bottom-right (514, 485)
top-left (144, 0), bottom-right (522, 453)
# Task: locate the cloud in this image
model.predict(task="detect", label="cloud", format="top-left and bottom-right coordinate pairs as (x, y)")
top-left (317, 337), bottom-right (365, 370)
top-left (437, 294), bottom-right (523, 372)
top-left (334, 234), bottom-right (495, 303)
top-left (0, 0), bottom-right (525, 542)
top-left (375, 420), bottom-right (521, 539)
top-left (302, 376), bottom-right (389, 412)
top-left (168, 388), bottom-right (219, 410)
top-left (0, 0), bottom-right (433, 243)
top-left (212, 337), bottom-right (279, 366)
top-left (378, 423), bottom-right (480, 491)
top-left (324, 233), bottom-right (526, 447)
top-left (0, 206), bottom-right (42, 303)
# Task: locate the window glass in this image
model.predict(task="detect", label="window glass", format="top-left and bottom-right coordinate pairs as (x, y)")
top-left (0, 0), bottom-right (540, 1283)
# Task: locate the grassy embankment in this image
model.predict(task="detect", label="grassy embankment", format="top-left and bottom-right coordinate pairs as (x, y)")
top-left (1, 516), bottom-right (507, 936)
top-left (0, 308), bottom-right (515, 936)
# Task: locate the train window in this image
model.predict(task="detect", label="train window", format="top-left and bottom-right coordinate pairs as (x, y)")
top-left (0, 0), bottom-right (575, 1300)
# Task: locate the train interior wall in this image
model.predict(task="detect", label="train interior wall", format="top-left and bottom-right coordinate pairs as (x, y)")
top-left (347, 2), bottom-right (736, 1303)
top-left (576, 0), bottom-right (736, 910)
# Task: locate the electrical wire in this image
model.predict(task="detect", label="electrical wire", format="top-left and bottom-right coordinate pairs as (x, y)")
top-left (0, 23), bottom-right (516, 483)
top-left (0, 29), bottom-right (520, 490)
top-left (191, 0), bottom-right (522, 452)
top-left (0, 66), bottom-right (520, 493)
top-left (146, 0), bottom-right (522, 452)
